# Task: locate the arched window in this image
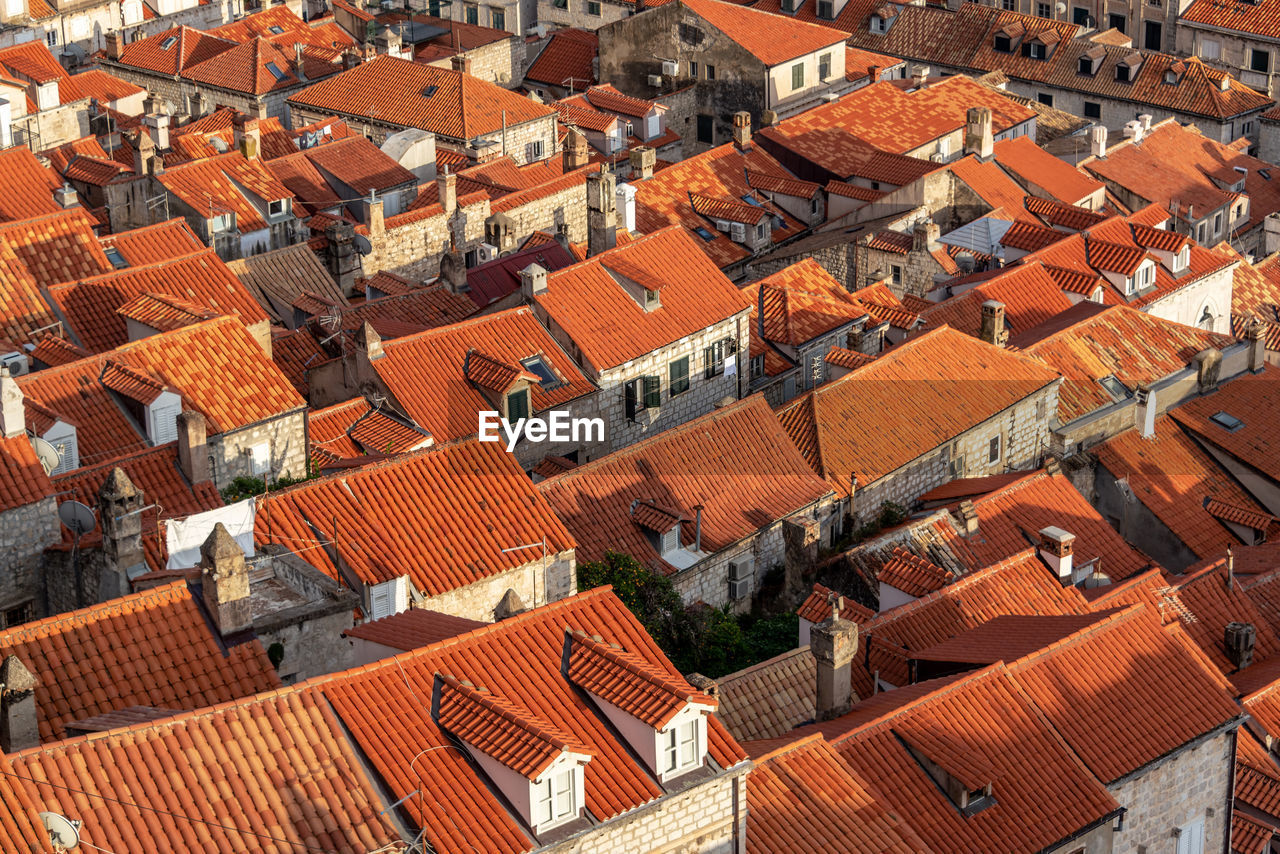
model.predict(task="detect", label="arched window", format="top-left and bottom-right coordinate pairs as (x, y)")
top-left (1199, 306), bottom-right (1215, 330)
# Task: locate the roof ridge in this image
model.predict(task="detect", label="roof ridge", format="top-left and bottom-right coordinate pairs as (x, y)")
top-left (750, 731), bottom-right (825, 763)
top-left (0, 580), bottom-right (189, 641)
top-left (1003, 604), bottom-right (1144, 669)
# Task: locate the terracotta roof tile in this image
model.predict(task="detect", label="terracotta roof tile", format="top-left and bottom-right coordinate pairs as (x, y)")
top-left (258, 438), bottom-right (574, 594)
top-left (99, 218), bottom-right (207, 265)
top-left (777, 326), bottom-right (1060, 493)
top-left (1163, 559), bottom-right (1280, 678)
top-left (525, 28), bottom-right (597, 87)
top-left (680, 0), bottom-right (846, 65)
top-left (0, 434), bottom-right (52, 513)
top-left (289, 55), bottom-right (554, 141)
top-left (919, 261), bottom-right (1074, 338)
top-left (157, 152), bottom-right (295, 233)
top-left (17, 358), bottom-right (150, 465)
top-left (29, 333), bottom-right (89, 367)
top-left (1171, 366), bottom-right (1280, 486)
top-left (342, 607), bottom-right (486, 650)
top-left (993, 135), bottom-right (1104, 205)
top-left (796, 583), bottom-right (875, 624)
top-left (539, 396), bottom-right (832, 573)
top-left (878, 546), bottom-right (953, 596)
top-left (116, 291), bottom-right (219, 333)
top-left (744, 259), bottom-right (869, 347)
top-left (111, 25), bottom-right (237, 75)
top-left (716, 647), bottom-right (817, 741)
top-left (567, 629), bottom-right (716, 729)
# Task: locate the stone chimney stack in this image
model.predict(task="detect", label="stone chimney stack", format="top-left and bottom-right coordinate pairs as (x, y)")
top-left (200, 523), bottom-right (253, 637)
top-left (732, 111), bottom-right (752, 151)
top-left (368, 196), bottom-right (384, 237)
top-left (964, 106), bottom-right (993, 160)
top-left (485, 212), bottom-right (517, 255)
top-left (0, 366), bottom-right (24, 439)
top-left (325, 220), bottom-right (359, 296)
top-left (912, 64), bottom-right (930, 89)
top-left (1090, 125), bottom-right (1107, 159)
top-left (979, 300), bottom-right (1008, 347)
top-left (98, 467), bottom-right (145, 599)
top-left (357, 321), bottom-right (384, 361)
top-left (105, 31), bottom-right (123, 60)
top-left (54, 183), bottom-right (78, 209)
top-left (912, 220), bottom-right (940, 253)
top-left (233, 114), bottom-right (260, 159)
top-left (1194, 348), bottom-right (1222, 392)
top-left (810, 596), bottom-right (859, 721)
top-left (1135, 383), bottom-right (1157, 438)
top-left (451, 53), bottom-right (472, 76)
top-left (1245, 318), bottom-right (1266, 372)
top-left (586, 168), bottom-right (617, 257)
top-left (294, 42), bottom-right (307, 83)
top-left (177, 410), bottom-right (210, 484)
top-left (493, 588), bottom-right (527, 621)
top-left (0, 655), bottom-right (38, 753)
top-left (1038, 526), bottom-right (1075, 584)
top-left (438, 169), bottom-right (457, 217)
top-left (629, 145), bottom-right (655, 180)
top-left (958, 499), bottom-right (979, 536)
top-left (519, 262), bottom-right (548, 299)
top-left (564, 126), bottom-right (589, 171)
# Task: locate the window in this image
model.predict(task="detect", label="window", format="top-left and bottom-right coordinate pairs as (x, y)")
top-left (817, 0), bottom-right (833, 16)
top-left (1175, 818), bottom-right (1205, 854)
top-left (529, 139), bottom-right (544, 160)
top-left (1253, 49), bottom-right (1271, 73)
top-left (1000, 0), bottom-right (1014, 10)
top-left (507, 388), bottom-right (529, 422)
top-left (1144, 20), bottom-right (1161, 50)
top-left (891, 265), bottom-right (902, 286)
top-left (491, 8), bottom-right (505, 28)
top-left (1210, 411), bottom-right (1244, 431)
top-left (45, 30), bottom-right (57, 46)
top-left (1200, 38), bottom-right (1220, 60)
top-left (1245, 120), bottom-right (1255, 136)
top-left (870, 13), bottom-right (887, 31)
top-left (553, 0), bottom-right (567, 8)
top-left (1084, 101), bottom-right (1101, 119)
top-left (521, 356), bottom-right (561, 389)
top-left (706, 64), bottom-right (715, 79)
top-left (1026, 41), bottom-right (1047, 59)
top-left (1199, 306), bottom-right (1215, 330)
top-left (625, 376), bottom-right (662, 420)
top-left (1213, 211), bottom-right (1222, 235)
top-left (994, 33), bottom-right (1013, 52)
top-left (819, 52), bottom-right (831, 79)
top-left (669, 356), bottom-right (690, 396)
top-left (792, 62), bottom-right (805, 91)
top-left (688, 60), bottom-right (698, 78)
top-left (1197, 222), bottom-right (1207, 243)
top-left (1072, 5), bottom-right (1089, 24)
top-left (751, 354), bottom-right (765, 379)
top-left (1108, 12), bottom-right (1125, 32)
top-left (756, 222), bottom-right (768, 241)
top-left (1037, 92), bottom-right (1054, 106)
top-left (704, 340), bottom-right (725, 378)
top-left (1036, 1), bottom-right (1050, 14)
top-left (988, 435), bottom-right (1001, 464)
top-left (532, 770), bottom-right (577, 829)
top-left (465, 4), bottom-right (478, 22)
top-left (250, 442), bottom-right (270, 475)
top-left (211, 213), bottom-right (233, 233)
top-left (586, 0), bottom-right (600, 12)
top-left (663, 719), bottom-right (700, 775)
top-left (269, 199), bottom-right (288, 218)
top-left (679, 22), bottom-right (704, 43)
top-left (696, 114), bottom-right (713, 144)
top-left (1, 601), bottom-right (33, 629)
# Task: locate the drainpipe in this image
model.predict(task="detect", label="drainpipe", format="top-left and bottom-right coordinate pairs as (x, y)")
top-left (693, 504), bottom-right (704, 551)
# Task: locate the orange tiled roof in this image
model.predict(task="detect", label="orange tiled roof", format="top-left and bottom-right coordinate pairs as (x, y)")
top-left (681, 0), bottom-right (846, 65)
top-left (157, 151), bottom-right (295, 233)
top-left (744, 259), bottom-right (870, 347)
top-left (116, 291), bottom-right (219, 332)
top-left (777, 326), bottom-right (1060, 493)
top-left (1170, 366), bottom-right (1280, 486)
top-left (0, 434), bottom-right (52, 513)
top-left (1232, 249), bottom-right (1280, 330)
top-left (535, 226), bottom-right (749, 370)
top-left (1163, 559), bottom-right (1280, 678)
top-left (746, 734), bottom-right (931, 854)
top-left (371, 307), bottom-right (592, 442)
top-left (878, 546), bottom-right (952, 596)
top-left (29, 333), bottom-right (88, 367)
top-left (539, 396), bottom-right (832, 573)
top-left (566, 630), bottom-right (716, 728)
top-left (0, 581), bottom-right (279, 743)
top-left (47, 249), bottom-right (269, 353)
top-left (919, 261), bottom-right (1074, 338)
top-left (1015, 302), bottom-right (1236, 423)
top-left (304, 587), bottom-right (746, 854)
top-left (796, 583), bottom-right (875, 624)
top-left (289, 55), bottom-right (554, 141)
top-left (59, 68), bottom-right (144, 104)
top-left (270, 326), bottom-right (328, 396)
top-left (99, 359), bottom-right (167, 404)
top-left (0, 146), bottom-right (62, 225)
top-left (992, 135), bottom-right (1103, 205)
top-left (524, 28), bottom-right (597, 88)
top-left (1094, 416), bottom-right (1268, 560)
top-left (17, 360), bottom-right (147, 465)
top-left (7, 688), bottom-right (402, 853)
top-left (111, 25), bottom-right (237, 75)
top-left (182, 36), bottom-right (339, 96)
top-left (0, 40), bottom-right (67, 83)
top-left (258, 438), bottom-right (574, 593)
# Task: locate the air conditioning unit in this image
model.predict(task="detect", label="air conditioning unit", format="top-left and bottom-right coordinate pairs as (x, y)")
top-left (730, 222), bottom-right (746, 242)
top-left (647, 74), bottom-right (664, 87)
top-left (661, 59), bottom-right (679, 76)
top-left (0, 351), bottom-right (29, 376)
top-left (476, 242), bottom-right (498, 263)
top-left (715, 219), bottom-right (731, 232)
top-left (729, 555), bottom-right (754, 582)
top-left (729, 577), bottom-right (752, 600)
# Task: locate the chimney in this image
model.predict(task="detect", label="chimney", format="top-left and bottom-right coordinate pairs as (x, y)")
top-left (188, 90), bottom-right (204, 119)
top-left (437, 169), bottom-right (457, 217)
top-left (369, 196), bottom-right (384, 237)
top-left (957, 499), bottom-right (979, 536)
top-left (105, 31), bottom-right (123, 60)
top-left (1226, 621), bottom-right (1257, 670)
top-left (451, 53), bottom-right (472, 76)
top-left (0, 366), bottom-right (24, 439)
top-left (342, 48), bottom-right (361, 71)
top-left (1089, 125), bottom-right (1107, 159)
top-left (732, 111), bottom-right (751, 151)
top-left (357, 321), bottom-right (384, 360)
top-left (1245, 318), bottom-right (1267, 372)
top-left (629, 145), bottom-right (655, 180)
top-left (143, 111), bottom-right (170, 151)
top-left (0, 656), bottom-right (38, 753)
top-left (912, 64), bottom-right (930, 88)
top-left (1122, 120), bottom-right (1143, 144)
top-left (1193, 348), bottom-right (1222, 392)
top-left (233, 115), bottom-right (260, 159)
top-left (493, 588), bottom-right (527, 621)
top-left (1138, 113), bottom-right (1153, 131)
top-left (199, 523), bottom-right (253, 637)
top-left (325, 220), bottom-right (359, 296)
top-left (964, 106), bottom-right (993, 160)
top-left (294, 42), bottom-right (307, 83)
top-left (810, 596), bottom-right (859, 720)
top-left (177, 410), bottom-right (210, 484)
top-left (98, 467), bottom-right (145, 599)
top-left (1218, 75), bottom-right (1230, 92)
top-left (586, 168), bottom-right (617, 257)
top-left (1038, 526), bottom-right (1075, 584)
top-left (564, 126), bottom-right (589, 171)
top-left (1135, 383), bottom-right (1157, 438)
top-left (519, 262), bottom-right (548, 299)
top-left (979, 300), bottom-right (1008, 346)
top-left (686, 672), bottom-right (718, 698)
top-left (132, 129), bottom-right (158, 176)
top-left (912, 219), bottom-right (940, 253)
top-left (485, 212), bottom-right (517, 254)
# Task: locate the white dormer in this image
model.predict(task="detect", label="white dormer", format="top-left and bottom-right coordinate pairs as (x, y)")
top-left (654, 704), bottom-right (708, 782)
top-left (1127, 259), bottom-right (1155, 294)
top-left (1175, 245), bottom-right (1189, 273)
top-left (40, 418), bottom-right (79, 475)
top-left (146, 390), bottom-right (182, 445)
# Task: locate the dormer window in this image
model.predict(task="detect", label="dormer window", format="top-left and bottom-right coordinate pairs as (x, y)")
top-left (1078, 47), bottom-right (1104, 75)
top-left (994, 22), bottom-right (1022, 53)
top-left (211, 213), bottom-right (234, 233)
top-left (661, 715), bottom-right (704, 777)
top-left (506, 387), bottom-right (529, 422)
top-left (1175, 245), bottom-right (1189, 272)
top-left (532, 768), bottom-right (578, 830)
top-left (1116, 53), bottom-right (1141, 82)
top-left (644, 288), bottom-right (660, 310)
top-left (268, 199), bottom-right (288, 218)
top-left (870, 13), bottom-right (887, 31)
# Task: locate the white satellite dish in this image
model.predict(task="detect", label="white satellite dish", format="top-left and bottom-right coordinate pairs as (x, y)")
top-left (353, 233), bottom-right (373, 256)
top-left (30, 436), bottom-right (60, 476)
top-left (58, 500), bottom-right (96, 537)
top-left (39, 812), bottom-right (81, 850)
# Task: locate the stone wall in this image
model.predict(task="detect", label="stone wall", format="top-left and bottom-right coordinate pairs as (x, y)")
top-left (361, 198), bottom-right (491, 281)
top-left (420, 549), bottom-right (576, 621)
top-left (1108, 728), bottom-right (1234, 854)
top-left (474, 115), bottom-right (560, 166)
top-left (425, 37), bottom-right (525, 87)
top-left (534, 0), bottom-right (632, 33)
top-left (14, 100), bottom-right (87, 152)
top-left (1093, 460), bottom-right (1200, 571)
top-left (510, 389), bottom-right (608, 470)
top-left (0, 497), bottom-right (59, 619)
top-left (546, 766), bottom-right (748, 854)
top-left (41, 546), bottom-right (106, 617)
top-left (492, 174), bottom-right (590, 245)
top-left (254, 549), bottom-right (358, 684)
top-left (209, 409), bottom-right (308, 488)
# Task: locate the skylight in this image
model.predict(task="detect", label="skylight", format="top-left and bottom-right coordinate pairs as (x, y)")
top-left (1210, 411), bottom-right (1244, 431)
top-left (421, 85), bottom-right (439, 97)
top-left (1098, 375), bottom-right (1130, 401)
top-left (265, 62), bottom-right (288, 81)
top-left (104, 246), bottom-right (128, 269)
top-left (160, 35), bottom-right (178, 50)
top-left (521, 356), bottom-right (561, 390)
top-left (693, 227), bottom-right (715, 241)
top-left (743, 195), bottom-right (762, 207)
top-left (268, 24), bottom-right (284, 33)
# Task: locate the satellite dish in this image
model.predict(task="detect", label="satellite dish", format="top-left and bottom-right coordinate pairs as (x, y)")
top-left (58, 500), bottom-right (96, 537)
top-left (39, 812), bottom-right (81, 850)
top-left (1055, 1), bottom-right (1066, 11)
top-left (30, 436), bottom-right (60, 476)
top-left (353, 233), bottom-right (372, 256)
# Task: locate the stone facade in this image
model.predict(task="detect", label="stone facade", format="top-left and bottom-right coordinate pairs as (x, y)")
top-left (535, 0), bottom-right (633, 34)
top-left (544, 765), bottom-right (748, 854)
top-left (1107, 727), bottom-right (1234, 854)
top-left (491, 176), bottom-right (591, 247)
top-left (208, 408), bottom-right (307, 488)
top-left (12, 99), bottom-right (88, 152)
top-left (419, 549), bottom-right (576, 622)
top-left (852, 380), bottom-right (1060, 523)
top-left (252, 546), bottom-right (360, 685)
top-left (0, 497), bottom-right (59, 623)
top-left (1177, 21), bottom-right (1280, 99)
top-left (424, 37), bottom-right (525, 87)
top-left (361, 197), bottom-right (491, 281)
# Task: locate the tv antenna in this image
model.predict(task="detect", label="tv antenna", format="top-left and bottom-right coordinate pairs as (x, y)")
top-left (30, 436), bottom-right (60, 476)
top-left (39, 812), bottom-right (81, 852)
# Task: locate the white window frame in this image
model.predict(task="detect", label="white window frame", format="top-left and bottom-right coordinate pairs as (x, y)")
top-left (988, 434), bottom-right (1002, 464)
top-left (269, 199), bottom-right (288, 218)
top-left (531, 768), bottom-right (577, 830)
top-left (249, 442), bottom-right (271, 475)
top-left (1175, 817), bottom-right (1205, 854)
top-left (662, 718), bottom-right (701, 776)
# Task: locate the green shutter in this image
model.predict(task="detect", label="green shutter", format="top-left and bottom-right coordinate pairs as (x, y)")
top-left (643, 376), bottom-right (662, 408)
top-left (507, 388), bottom-right (529, 422)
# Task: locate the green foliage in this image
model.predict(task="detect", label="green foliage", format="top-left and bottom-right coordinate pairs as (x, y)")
top-left (578, 551), bottom-right (802, 678)
top-left (850, 500), bottom-right (909, 544)
top-left (218, 465), bottom-right (322, 503)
